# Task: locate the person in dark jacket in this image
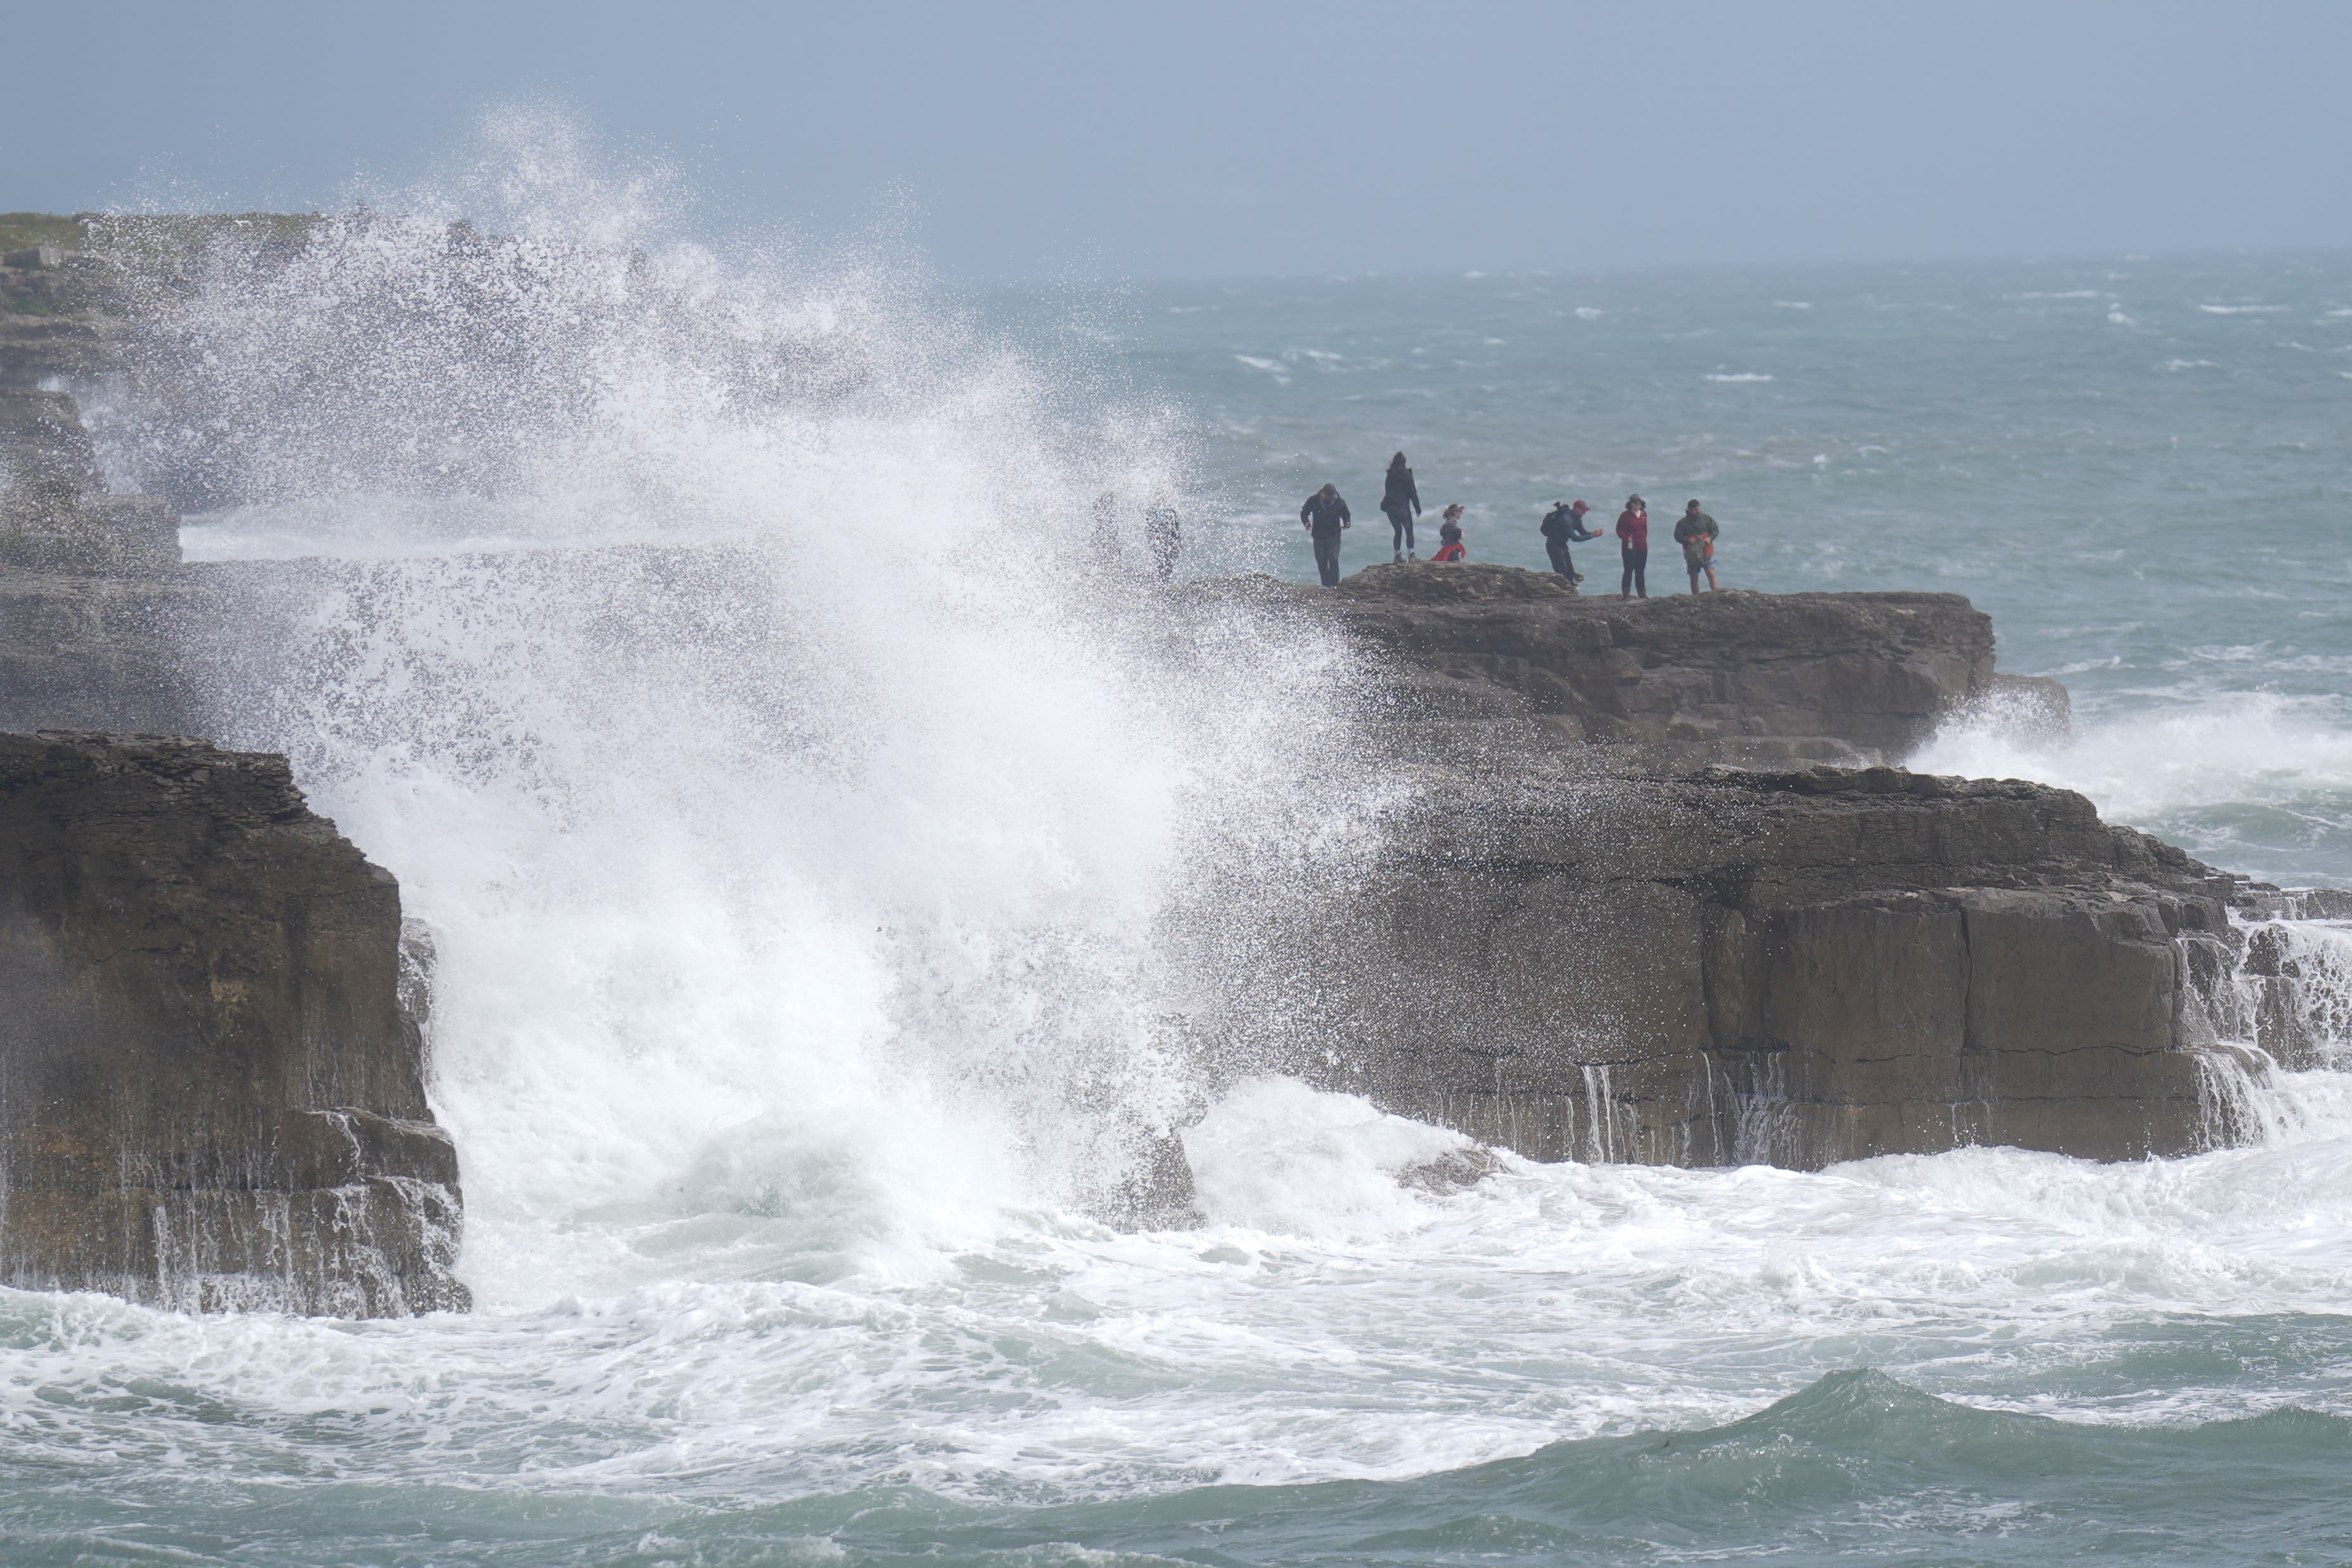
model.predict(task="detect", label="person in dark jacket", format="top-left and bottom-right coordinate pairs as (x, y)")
top-left (1615, 495), bottom-right (1650, 599)
top-left (1671, 499), bottom-right (1720, 593)
top-left (1432, 503), bottom-right (1467, 562)
top-left (1380, 452), bottom-right (1423, 562)
top-left (1300, 483), bottom-right (1352, 586)
top-left (1539, 499), bottom-right (1600, 584)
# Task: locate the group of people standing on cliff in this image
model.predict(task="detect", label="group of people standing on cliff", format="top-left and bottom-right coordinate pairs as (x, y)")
top-left (1302, 454), bottom-right (1723, 598)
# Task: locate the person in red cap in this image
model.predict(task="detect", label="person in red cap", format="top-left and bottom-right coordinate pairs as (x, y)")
top-left (1539, 500), bottom-right (1600, 584)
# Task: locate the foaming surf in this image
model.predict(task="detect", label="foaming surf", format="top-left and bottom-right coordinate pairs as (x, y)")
top-left (1915, 689), bottom-right (2352, 884)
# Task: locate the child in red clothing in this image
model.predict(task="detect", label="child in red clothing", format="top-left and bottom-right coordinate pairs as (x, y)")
top-left (1432, 504), bottom-right (1467, 562)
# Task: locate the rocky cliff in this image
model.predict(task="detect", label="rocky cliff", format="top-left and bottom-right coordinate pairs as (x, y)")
top-left (1282, 561), bottom-right (2046, 766)
top-left (1187, 564), bottom-right (2264, 1170)
top-left (1290, 762), bottom-right (2244, 1168)
top-left (0, 731), bottom-right (465, 1314)
top-left (3, 307), bottom-right (466, 1313)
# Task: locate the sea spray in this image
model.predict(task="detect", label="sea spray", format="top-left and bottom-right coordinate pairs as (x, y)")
top-left (92, 111), bottom-right (1387, 1301)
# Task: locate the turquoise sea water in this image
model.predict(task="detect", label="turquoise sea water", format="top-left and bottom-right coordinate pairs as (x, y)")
top-left (12, 216), bottom-right (2352, 1567)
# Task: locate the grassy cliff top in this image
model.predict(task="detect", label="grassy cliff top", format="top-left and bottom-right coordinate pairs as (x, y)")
top-left (1, 212), bottom-right (325, 256)
top-left (0, 213), bottom-right (91, 251)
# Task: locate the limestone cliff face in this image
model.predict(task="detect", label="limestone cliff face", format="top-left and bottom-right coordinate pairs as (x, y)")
top-left (1196, 565), bottom-right (2261, 1169)
top-left (0, 732), bottom-right (467, 1314)
top-left (1293, 764), bottom-right (2242, 1168)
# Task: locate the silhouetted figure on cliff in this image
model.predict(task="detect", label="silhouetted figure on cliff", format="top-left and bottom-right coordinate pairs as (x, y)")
top-left (1300, 483), bottom-right (1351, 586)
top-left (1380, 452), bottom-right (1422, 562)
top-left (1091, 492), bottom-right (1123, 565)
top-left (1145, 506), bottom-right (1180, 580)
top-left (1541, 500), bottom-right (1600, 584)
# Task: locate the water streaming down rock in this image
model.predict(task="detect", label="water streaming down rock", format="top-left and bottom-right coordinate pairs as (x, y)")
top-left (0, 732), bottom-right (466, 1314)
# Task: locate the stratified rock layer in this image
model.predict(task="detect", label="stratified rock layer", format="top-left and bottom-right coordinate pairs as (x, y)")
top-left (0, 731), bottom-right (466, 1314)
top-left (1298, 762), bottom-right (2242, 1168)
top-left (1194, 565), bottom-right (2258, 1168)
top-left (1296, 562), bottom-right (1998, 764)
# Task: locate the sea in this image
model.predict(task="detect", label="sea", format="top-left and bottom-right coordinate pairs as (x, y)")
top-left (11, 131), bottom-right (2352, 1564)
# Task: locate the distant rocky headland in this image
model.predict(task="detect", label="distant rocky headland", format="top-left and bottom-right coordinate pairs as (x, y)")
top-left (1, 216), bottom-right (2338, 1315)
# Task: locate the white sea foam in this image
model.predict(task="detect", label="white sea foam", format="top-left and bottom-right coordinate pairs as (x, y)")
top-left (1914, 691), bottom-right (2352, 884)
top-left (1706, 372), bottom-right (1774, 382)
top-left (2200, 304), bottom-right (2287, 315)
top-left (1182, 1078), bottom-right (1477, 1238)
top-left (1574, 306), bottom-right (1604, 319)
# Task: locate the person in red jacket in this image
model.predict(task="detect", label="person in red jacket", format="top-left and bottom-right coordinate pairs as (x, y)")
top-left (1432, 504), bottom-right (1467, 561)
top-left (1615, 494), bottom-right (1650, 599)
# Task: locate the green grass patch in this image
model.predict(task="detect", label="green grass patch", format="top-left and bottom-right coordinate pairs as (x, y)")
top-left (0, 212), bottom-right (92, 252)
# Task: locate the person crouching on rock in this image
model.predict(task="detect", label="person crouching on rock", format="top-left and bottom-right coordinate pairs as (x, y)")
top-left (1541, 499), bottom-right (1599, 584)
top-left (1673, 499), bottom-right (1720, 593)
top-left (1432, 504), bottom-right (1467, 562)
top-left (1380, 451), bottom-right (1423, 562)
top-left (1300, 482), bottom-right (1352, 586)
top-left (1616, 494), bottom-right (1650, 599)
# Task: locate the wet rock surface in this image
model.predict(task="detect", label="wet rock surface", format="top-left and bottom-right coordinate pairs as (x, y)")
top-left (1295, 761), bottom-right (2245, 1168)
top-left (0, 731), bottom-right (467, 1314)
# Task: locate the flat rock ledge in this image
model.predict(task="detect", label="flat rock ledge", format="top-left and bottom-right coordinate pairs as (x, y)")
top-left (0, 731), bottom-right (466, 1315)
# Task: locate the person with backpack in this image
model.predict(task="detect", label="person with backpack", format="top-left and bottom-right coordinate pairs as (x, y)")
top-left (1380, 452), bottom-right (1423, 562)
top-left (1539, 500), bottom-right (1600, 584)
top-left (1300, 483), bottom-right (1352, 585)
top-left (1616, 495), bottom-right (1650, 599)
top-left (1672, 499), bottom-right (1720, 593)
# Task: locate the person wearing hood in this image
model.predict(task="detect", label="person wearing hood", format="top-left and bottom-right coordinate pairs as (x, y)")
top-left (1380, 452), bottom-right (1423, 562)
top-left (1616, 495), bottom-right (1650, 599)
top-left (1539, 500), bottom-right (1600, 584)
top-left (1300, 483), bottom-right (1352, 586)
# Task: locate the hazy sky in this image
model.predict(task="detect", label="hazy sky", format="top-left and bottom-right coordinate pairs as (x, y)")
top-left (10, 1), bottom-right (2349, 279)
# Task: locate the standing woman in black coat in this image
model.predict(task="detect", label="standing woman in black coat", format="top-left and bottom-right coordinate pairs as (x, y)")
top-left (1380, 452), bottom-right (1422, 562)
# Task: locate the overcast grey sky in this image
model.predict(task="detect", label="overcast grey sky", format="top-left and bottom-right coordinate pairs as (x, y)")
top-left (8, 1), bottom-right (2349, 279)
